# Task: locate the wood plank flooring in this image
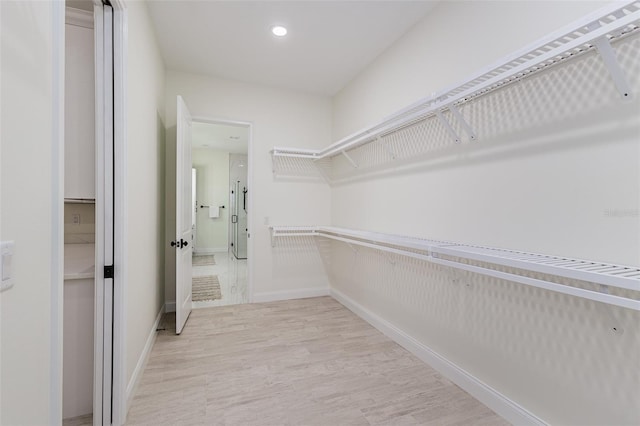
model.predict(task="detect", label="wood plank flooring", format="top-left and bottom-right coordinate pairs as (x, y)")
top-left (126, 297), bottom-right (508, 425)
top-left (62, 413), bottom-right (92, 426)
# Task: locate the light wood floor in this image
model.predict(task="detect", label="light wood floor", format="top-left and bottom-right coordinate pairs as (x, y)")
top-left (126, 297), bottom-right (508, 425)
top-left (63, 413), bottom-right (92, 426)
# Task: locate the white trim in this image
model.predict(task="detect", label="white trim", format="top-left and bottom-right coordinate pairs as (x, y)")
top-left (101, 6), bottom-right (114, 423)
top-left (125, 305), bottom-right (164, 415)
top-left (192, 116), bottom-right (252, 128)
top-left (65, 7), bottom-right (93, 29)
top-left (329, 287), bottom-right (546, 426)
top-left (92, 3), bottom-right (105, 422)
top-left (111, 2), bottom-right (128, 424)
top-left (51, 1), bottom-right (66, 423)
top-left (252, 287), bottom-right (329, 303)
top-left (165, 301), bottom-right (176, 313)
top-left (246, 123), bottom-right (254, 303)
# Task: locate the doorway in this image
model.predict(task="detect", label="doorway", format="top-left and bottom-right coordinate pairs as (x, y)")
top-left (61, 0), bottom-right (126, 424)
top-left (191, 121), bottom-right (249, 308)
top-left (62, 4), bottom-right (96, 425)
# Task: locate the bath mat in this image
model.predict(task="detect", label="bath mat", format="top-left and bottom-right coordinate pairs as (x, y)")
top-left (193, 254), bottom-right (216, 266)
top-left (192, 275), bottom-right (222, 302)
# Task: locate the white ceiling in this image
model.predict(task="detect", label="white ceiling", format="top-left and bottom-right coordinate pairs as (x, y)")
top-left (192, 121), bottom-right (249, 154)
top-left (147, 1), bottom-right (437, 96)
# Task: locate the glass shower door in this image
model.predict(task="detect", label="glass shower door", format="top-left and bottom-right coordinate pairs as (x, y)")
top-left (231, 181), bottom-right (247, 259)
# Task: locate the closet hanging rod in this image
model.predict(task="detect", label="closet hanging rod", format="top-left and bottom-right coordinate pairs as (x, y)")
top-left (272, 1), bottom-right (640, 160)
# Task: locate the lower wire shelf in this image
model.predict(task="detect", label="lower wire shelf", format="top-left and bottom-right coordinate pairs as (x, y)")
top-left (269, 226), bottom-right (640, 311)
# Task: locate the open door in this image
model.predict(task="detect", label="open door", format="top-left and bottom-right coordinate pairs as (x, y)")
top-left (175, 96), bottom-right (193, 334)
top-left (94, 3), bottom-right (115, 424)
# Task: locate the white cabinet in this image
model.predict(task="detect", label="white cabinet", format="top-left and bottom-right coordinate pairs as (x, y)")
top-left (65, 20), bottom-right (95, 199)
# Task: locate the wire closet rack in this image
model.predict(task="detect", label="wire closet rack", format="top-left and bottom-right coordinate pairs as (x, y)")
top-left (271, 1), bottom-right (640, 183)
top-left (270, 226), bottom-right (640, 311)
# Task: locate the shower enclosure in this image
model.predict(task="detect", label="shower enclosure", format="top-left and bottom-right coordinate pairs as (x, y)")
top-left (229, 155), bottom-right (248, 259)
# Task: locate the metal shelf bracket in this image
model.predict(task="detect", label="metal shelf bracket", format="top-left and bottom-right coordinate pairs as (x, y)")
top-left (448, 104), bottom-right (477, 141)
top-left (597, 284), bottom-right (625, 334)
top-left (346, 242), bottom-right (359, 254)
top-left (379, 136), bottom-right (396, 159)
top-left (341, 150), bottom-right (359, 168)
top-left (588, 20), bottom-right (633, 99)
top-left (435, 110), bottom-right (461, 143)
top-left (315, 165), bottom-right (332, 184)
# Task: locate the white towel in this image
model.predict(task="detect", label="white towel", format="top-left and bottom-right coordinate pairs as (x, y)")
top-left (209, 206), bottom-right (220, 219)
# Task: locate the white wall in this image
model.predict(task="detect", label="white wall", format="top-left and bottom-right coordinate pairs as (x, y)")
top-left (125, 0), bottom-right (166, 392)
top-left (192, 148), bottom-right (229, 252)
top-left (0, 1), bottom-right (59, 424)
top-left (329, 1), bottom-right (640, 425)
top-left (165, 71), bottom-right (332, 304)
top-left (64, 15), bottom-right (95, 199)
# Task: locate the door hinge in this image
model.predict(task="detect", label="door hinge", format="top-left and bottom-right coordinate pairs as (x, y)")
top-left (104, 265), bottom-right (114, 279)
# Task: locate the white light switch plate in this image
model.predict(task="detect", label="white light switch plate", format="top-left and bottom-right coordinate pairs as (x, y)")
top-left (1, 241), bottom-right (14, 292)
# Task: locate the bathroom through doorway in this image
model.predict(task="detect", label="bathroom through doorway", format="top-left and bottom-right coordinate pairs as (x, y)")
top-left (190, 120), bottom-right (250, 308)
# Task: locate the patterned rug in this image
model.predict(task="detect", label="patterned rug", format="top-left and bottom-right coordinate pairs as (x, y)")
top-left (192, 275), bottom-right (222, 302)
top-left (192, 254), bottom-right (216, 266)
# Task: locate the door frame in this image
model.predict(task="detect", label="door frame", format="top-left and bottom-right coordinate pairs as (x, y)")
top-left (93, 0), bottom-right (128, 424)
top-left (53, 0), bottom-right (127, 423)
top-left (191, 115), bottom-right (254, 302)
top-left (112, 2), bottom-right (127, 423)
top-left (52, 0), bottom-right (65, 423)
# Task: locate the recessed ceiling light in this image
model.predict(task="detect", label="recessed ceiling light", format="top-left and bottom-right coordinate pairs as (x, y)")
top-left (271, 25), bottom-right (287, 37)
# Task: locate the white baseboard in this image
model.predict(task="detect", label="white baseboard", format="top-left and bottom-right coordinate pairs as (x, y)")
top-left (193, 247), bottom-right (227, 255)
top-left (164, 301), bottom-right (176, 313)
top-left (252, 287), bottom-right (329, 303)
top-left (125, 305), bottom-right (164, 414)
top-left (329, 288), bottom-right (545, 426)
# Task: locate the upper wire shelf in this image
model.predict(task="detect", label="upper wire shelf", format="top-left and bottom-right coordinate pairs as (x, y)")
top-left (270, 226), bottom-right (640, 311)
top-left (271, 1), bottom-right (640, 179)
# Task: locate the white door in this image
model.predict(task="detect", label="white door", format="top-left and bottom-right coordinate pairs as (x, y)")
top-left (94, 3), bottom-right (115, 424)
top-left (175, 96), bottom-right (193, 334)
top-left (192, 168), bottom-right (197, 246)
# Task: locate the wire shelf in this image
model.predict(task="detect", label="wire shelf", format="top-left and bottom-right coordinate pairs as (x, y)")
top-left (270, 226), bottom-right (640, 311)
